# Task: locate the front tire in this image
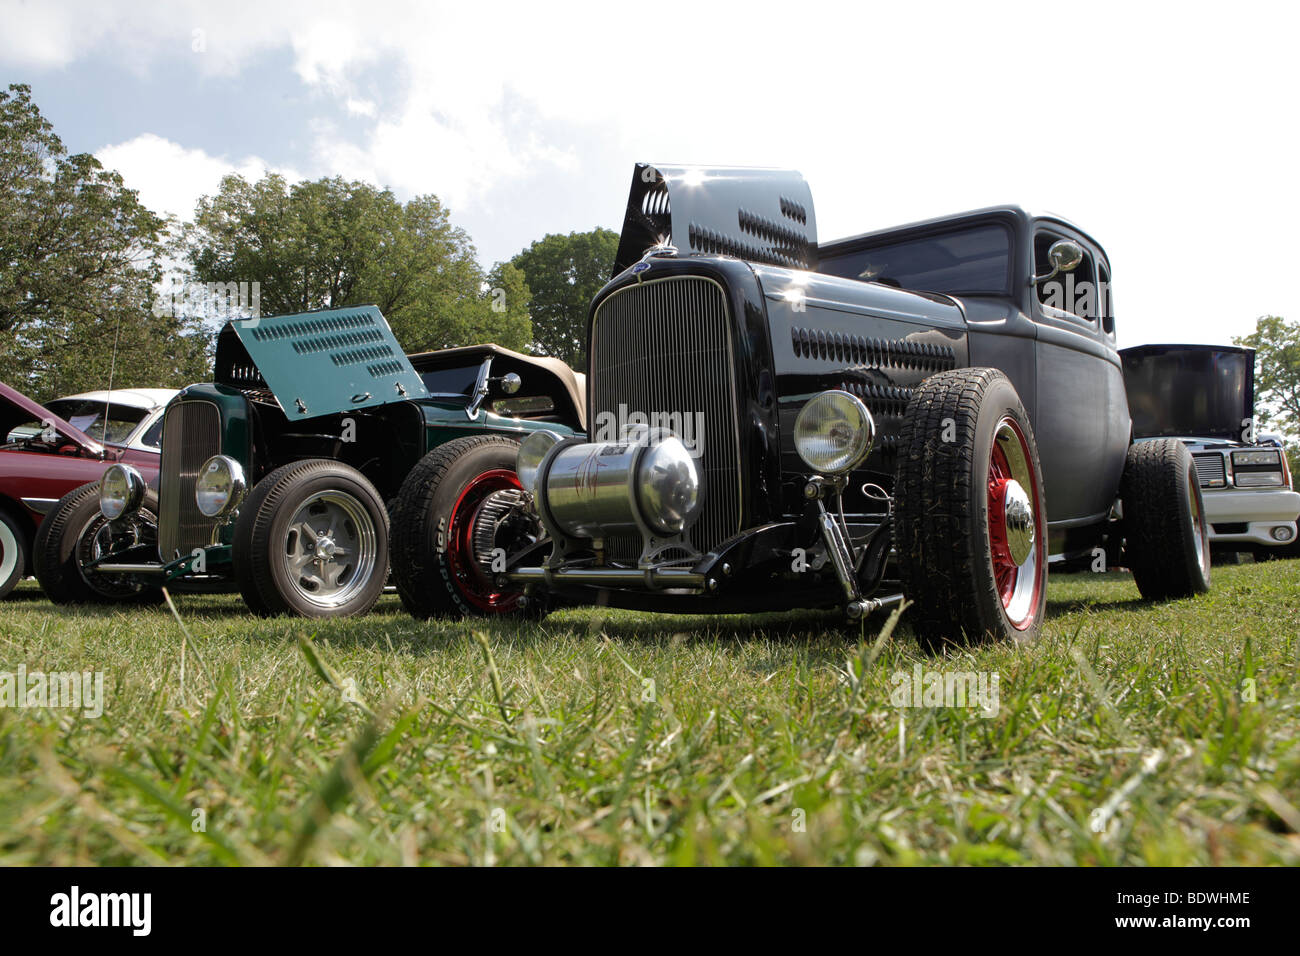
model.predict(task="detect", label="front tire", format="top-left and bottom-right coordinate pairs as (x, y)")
top-left (233, 459), bottom-right (389, 618)
top-left (894, 368), bottom-right (1049, 648)
top-left (389, 435), bottom-right (541, 619)
top-left (33, 482), bottom-right (164, 605)
top-left (1121, 439), bottom-right (1211, 600)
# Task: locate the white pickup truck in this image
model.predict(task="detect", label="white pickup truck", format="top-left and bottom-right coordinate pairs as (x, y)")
top-left (1122, 344), bottom-right (1300, 559)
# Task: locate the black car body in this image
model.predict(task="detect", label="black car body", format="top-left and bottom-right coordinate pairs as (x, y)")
top-left (396, 165), bottom-right (1211, 642)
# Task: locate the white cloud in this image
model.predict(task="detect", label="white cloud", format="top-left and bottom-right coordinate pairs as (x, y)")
top-left (95, 134), bottom-right (300, 221)
top-left (8, 0), bottom-right (1300, 346)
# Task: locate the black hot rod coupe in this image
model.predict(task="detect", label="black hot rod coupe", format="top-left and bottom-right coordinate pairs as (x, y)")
top-left (33, 306), bottom-right (584, 618)
top-left (392, 165), bottom-right (1211, 644)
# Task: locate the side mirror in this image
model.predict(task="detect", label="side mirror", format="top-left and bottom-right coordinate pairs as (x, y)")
top-left (1030, 238), bottom-right (1085, 286)
top-left (498, 372), bottom-right (522, 396)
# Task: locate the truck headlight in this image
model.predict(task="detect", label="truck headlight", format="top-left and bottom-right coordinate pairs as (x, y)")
top-left (99, 464), bottom-right (146, 520)
top-left (1233, 450), bottom-right (1281, 467)
top-left (793, 390), bottom-right (875, 475)
top-left (195, 455), bottom-right (248, 518)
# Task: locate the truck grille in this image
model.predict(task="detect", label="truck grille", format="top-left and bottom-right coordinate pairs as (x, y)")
top-left (158, 401), bottom-right (222, 559)
top-left (591, 276), bottom-right (742, 558)
top-left (1193, 453), bottom-right (1227, 488)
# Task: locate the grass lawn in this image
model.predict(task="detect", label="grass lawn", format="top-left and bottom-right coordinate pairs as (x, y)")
top-left (1, 561), bottom-right (1297, 866)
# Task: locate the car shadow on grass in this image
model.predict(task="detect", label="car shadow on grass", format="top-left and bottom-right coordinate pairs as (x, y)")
top-left (1046, 596), bottom-right (1153, 617)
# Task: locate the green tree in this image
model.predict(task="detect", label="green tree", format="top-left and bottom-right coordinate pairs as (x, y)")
top-left (1234, 315), bottom-right (1300, 438)
top-left (187, 174), bottom-right (530, 353)
top-left (508, 228), bottom-right (619, 369)
top-left (0, 84), bottom-right (209, 399)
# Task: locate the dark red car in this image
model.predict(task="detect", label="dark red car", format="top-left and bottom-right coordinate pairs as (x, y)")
top-left (0, 383), bottom-right (167, 598)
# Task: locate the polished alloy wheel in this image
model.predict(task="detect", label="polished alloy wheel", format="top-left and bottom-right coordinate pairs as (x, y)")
top-left (280, 490), bottom-right (378, 609)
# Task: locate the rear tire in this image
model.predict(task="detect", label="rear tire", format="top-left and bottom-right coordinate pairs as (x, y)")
top-left (0, 509), bottom-right (28, 598)
top-left (390, 435), bottom-right (543, 619)
top-left (233, 459), bottom-right (389, 618)
top-left (33, 483), bottom-right (164, 605)
top-left (1120, 440), bottom-right (1211, 600)
top-left (894, 368), bottom-right (1048, 648)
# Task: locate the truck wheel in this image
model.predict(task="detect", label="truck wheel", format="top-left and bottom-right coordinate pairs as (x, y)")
top-left (1121, 440), bottom-right (1211, 600)
top-left (389, 435), bottom-right (542, 619)
top-left (233, 459), bottom-right (389, 618)
top-left (33, 483), bottom-right (164, 604)
top-left (0, 509), bottom-right (28, 598)
top-left (894, 368), bottom-right (1048, 647)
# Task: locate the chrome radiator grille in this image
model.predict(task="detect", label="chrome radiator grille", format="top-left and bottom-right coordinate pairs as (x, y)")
top-left (1193, 453), bottom-right (1227, 488)
top-left (158, 401), bottom-right (222, 559)
top-left (590, 276), bottom-right (741, 557)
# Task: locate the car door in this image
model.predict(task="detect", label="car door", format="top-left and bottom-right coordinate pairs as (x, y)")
top-left (1029, 225), bottom-right (1130, 530)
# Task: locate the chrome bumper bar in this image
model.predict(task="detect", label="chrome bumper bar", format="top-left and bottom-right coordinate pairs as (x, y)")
top-left (502, 567), bottom-right (707, 589)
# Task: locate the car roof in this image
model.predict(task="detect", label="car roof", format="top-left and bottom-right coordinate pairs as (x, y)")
top-left (822, 204), bottom-right (1108, 258)
top-left (52, 388), bottom-right (179, 410)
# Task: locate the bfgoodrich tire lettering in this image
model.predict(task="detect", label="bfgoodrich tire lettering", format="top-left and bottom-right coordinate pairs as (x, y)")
top-left (894, 368), bottom-right (1049, 648)
top-left (233, 459), bottom-right (389, 618)
top-left (1121, 439), bottom-right (1211, 600)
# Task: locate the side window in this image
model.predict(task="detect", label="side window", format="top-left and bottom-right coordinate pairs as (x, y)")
top-left (1098, 262), bottom-right (1115, 336)
top-left (1035, 231), bottom-right (1097, 324)
top-left (140, 416), bottom-right (164, 449)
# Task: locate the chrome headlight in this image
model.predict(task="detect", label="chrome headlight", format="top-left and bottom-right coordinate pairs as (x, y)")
top-left (99, 464), bottom-right (146, 520)
top-left (516, 429), bottom-right (563, 494)
top-left (195, 455), bottom-right (247, 518)
top-left (793, 390), bottom-right (875, 475)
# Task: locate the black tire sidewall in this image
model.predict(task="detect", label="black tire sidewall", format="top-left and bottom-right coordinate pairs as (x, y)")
top-left (235, 461), bottom-right (389, 618)
top-left (34, 484), bottom-right (163, 604)
top-left (391, 436), bottom-right (526, 619)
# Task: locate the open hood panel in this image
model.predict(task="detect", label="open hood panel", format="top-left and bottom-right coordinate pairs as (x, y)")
top-left (1121, 344), bottom-right (1255, 442)
top-left (613, 163), bottom-right (818, 276)
top-left (216, 305), bottom-right (429, 419)
top-left (0, 381), bottom-right (105, 456)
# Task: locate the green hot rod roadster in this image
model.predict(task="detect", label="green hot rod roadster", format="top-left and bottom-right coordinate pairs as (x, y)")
top-left (33, 305), bottom-right (584, 618)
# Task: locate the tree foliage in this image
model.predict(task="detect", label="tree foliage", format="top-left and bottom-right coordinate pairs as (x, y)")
top-left (1234, 315), bottom-right (1300, 438)
top-left (186, 174), bottom-right (531, 353)
top-left (0, 84), bottom-right (209, 400)
top-left (508, 228), bottom-right (619, 370)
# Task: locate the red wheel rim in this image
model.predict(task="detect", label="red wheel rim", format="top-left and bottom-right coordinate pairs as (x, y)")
top-left (985, 417), bottom-right (1045, 630)
top-left (446, 468), bottom-right (526, 614)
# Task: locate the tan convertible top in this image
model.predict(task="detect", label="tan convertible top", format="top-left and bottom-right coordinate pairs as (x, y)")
top-left (407, 344), bottom-right (587, 431)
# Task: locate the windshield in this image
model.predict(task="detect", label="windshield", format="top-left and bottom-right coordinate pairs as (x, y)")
top-left (819, 223), bottom-right (1013, 296)
top-left (43, 399), bottom-right (147, 444)
top-left (419, 365), bottom-right (479, 401)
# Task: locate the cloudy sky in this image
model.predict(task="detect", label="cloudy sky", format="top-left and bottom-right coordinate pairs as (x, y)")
top-left (2, 0), bottom-right (1295, 347)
